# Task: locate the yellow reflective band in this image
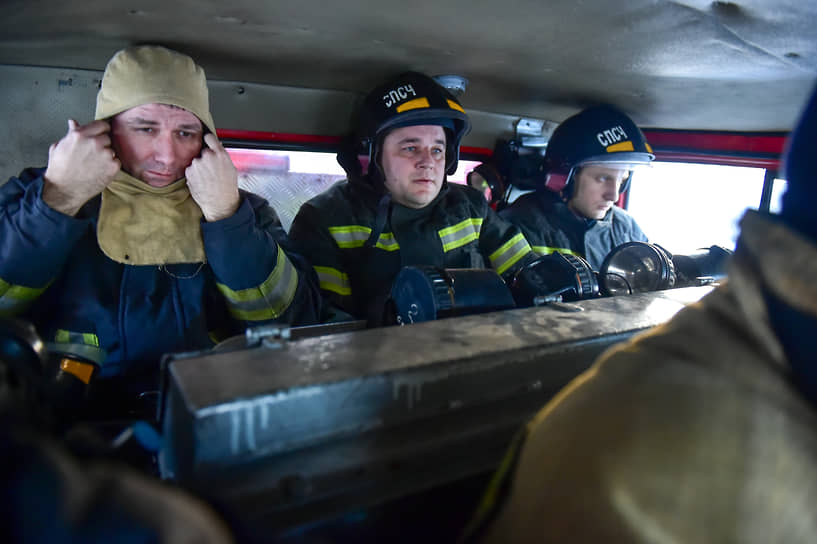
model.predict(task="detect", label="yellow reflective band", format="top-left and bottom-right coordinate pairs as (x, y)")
top-left (314, 266), bottom-right (352, 296)
top-left (531, 246), bottom-right (580, 257)
top-left (374, 232), bottom-right (400, 252)
top-left (0, 277), bottom-right (48, 317)
top-left (60, 358), bottom-right (96, 385)
top-left (396, 97), bottom-right (431, 112)
top-left (446, 99), bottom-right (465, 113)
top-left (645, 142), bottom-right (653, 153)
top-left (329, 225), bottom-right (372, 248)
top-left (489, 233), bottom-right (532, 275)
top-left (54, 329), bottom-right (99, 347)
top-left (217, 245), bottom-right (299, 321)
top-left (439, 218), bottom-right (483, 252)
top-left (607, 141), bottom-right (635, 152)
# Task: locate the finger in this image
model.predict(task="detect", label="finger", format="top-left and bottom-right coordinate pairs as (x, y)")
top-left (67, 119), bottom-right (78, 132)
top-left (80, 120), bottom-right (112, 136)
top-left (48, 142), bottom-right (57, 156)
top-left (203, 132), bottom-right (223, 151)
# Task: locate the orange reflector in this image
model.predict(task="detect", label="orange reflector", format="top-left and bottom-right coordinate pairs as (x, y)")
top-left (60, 358), bottom-right (95, 384)
top-left (396, 97), bottom-right (430, 112)
top-left (645, 142), bottom-right (654, 153)
top-left (446, 99), bottom-right (466, 113)
top-left (607, 141), bottom-right (635, 152)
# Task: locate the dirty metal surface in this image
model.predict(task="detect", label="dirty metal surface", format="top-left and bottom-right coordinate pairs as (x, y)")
top-left (160, 286), bottom-right (712, 533)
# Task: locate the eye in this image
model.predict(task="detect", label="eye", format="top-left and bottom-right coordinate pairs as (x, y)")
top-left (178, 130), bottom-right (195, 138)
top-left (135, 127), bottom-right (154, 133)
top-left (402, 145), bottom-right (417, 152)
top-left (431, 147), bottom-right (444, 155)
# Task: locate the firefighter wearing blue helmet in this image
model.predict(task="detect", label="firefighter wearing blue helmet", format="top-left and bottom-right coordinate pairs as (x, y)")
top-left (289, 72), bottom-right (535, 325)
top-left (466, 86), bottom-right (817, 544)
top-left (501, 105), bottom-right (654, 270)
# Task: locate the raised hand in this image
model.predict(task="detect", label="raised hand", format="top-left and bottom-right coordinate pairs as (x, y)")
top-left (43, 119), bottom-right (121, 216)
top-left (186, 133), bottom-right (240, 222)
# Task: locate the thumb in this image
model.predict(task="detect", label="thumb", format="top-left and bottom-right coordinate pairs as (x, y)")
top-left (67, 118), bottom-right (78, 132)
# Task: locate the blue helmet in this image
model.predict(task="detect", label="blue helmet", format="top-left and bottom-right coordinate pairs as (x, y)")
top-left (543, 105), bottom-right (654, 195)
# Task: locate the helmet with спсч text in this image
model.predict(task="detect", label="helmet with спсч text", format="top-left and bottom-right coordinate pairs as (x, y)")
top-left (543, 105), bottom-right (654, 196)
top-left (356, 72), bottom-right (471, 177)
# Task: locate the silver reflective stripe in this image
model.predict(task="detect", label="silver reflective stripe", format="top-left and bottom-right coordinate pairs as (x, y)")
top-left (314, 266), bottom-right (352, 297)
top-left (217, 246), bottom-right (299, 321)
top-left (374, 232), bottom-right (400, 251)
top-left (329, 226), bottom-right (372, 248)
top-left (439, 218), bottom-right (483, 252)
top-left (489, 233), bottom-right (532, 275)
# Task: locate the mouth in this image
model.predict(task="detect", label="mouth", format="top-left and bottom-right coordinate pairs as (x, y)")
top-left (147, 170), bottom-right (176, 179)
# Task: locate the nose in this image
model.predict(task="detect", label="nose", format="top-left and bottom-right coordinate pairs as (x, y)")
top-left (416, 146), bottom-right (436, 169)
top-left (152, 131), bottom-right (177, 165)
top-left (603, 178), bottom-right (620, 201)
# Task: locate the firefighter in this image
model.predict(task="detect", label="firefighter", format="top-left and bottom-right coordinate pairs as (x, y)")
top-left (501, 105), bottom-right (654, 270)
top-left (289, 72), bottom-right (535, 325)
top-left (0, 45), bottom-right (320, 416)
top-left (466, 86), bottom-right (817, 543)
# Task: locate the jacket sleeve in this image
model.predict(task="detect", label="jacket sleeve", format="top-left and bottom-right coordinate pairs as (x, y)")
top-left (201, 191), bottom-right (321, 326)
top-left (288, 201), bottom-right (357, 322)
top-left (0, 169), bottom-right (91, 317)
top-left (478, 204), bottom-right (536, 279)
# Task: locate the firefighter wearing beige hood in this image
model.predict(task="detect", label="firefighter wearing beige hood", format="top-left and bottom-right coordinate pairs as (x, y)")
top-left (0, 45), bottom-right (320, 415)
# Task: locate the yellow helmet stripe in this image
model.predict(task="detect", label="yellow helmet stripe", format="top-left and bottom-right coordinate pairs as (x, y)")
top-left (396, 97), bottom-right (431, 112)
top-left (446, 99), bottom-right (465, 113)
top-left (606, 141), bottom-right (635, 152)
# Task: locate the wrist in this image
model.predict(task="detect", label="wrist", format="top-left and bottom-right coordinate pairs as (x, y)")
top-left (41, 178), bottom-right (85, 216)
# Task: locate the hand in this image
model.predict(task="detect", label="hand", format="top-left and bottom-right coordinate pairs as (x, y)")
top-left (186, 133), bottom-right (240, 222)
top-left (42, 119), bottom-right (121, 216)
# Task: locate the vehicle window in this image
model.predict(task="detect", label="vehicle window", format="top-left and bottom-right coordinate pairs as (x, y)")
top-left (627, 162), bottom-right (767, 254)
top-left (227, 147), bottom-right (481, 231)
top-left (770, 178), bottom-right (788, 214)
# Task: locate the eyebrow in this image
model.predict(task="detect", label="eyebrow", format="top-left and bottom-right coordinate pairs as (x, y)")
top-left (125, 117), bottom-right (202, 131)
top-left (397, 137), bottom-right (446, 145)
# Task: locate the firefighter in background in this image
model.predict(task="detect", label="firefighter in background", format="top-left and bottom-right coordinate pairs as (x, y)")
top-left (0, 45), bottom-right (320, 415)
top-left (466, 85), bottom-right (817, 543)
top-left (501, 105), bottom-right (653, 270)
top-left (289, 72), bottom-right (535, 325)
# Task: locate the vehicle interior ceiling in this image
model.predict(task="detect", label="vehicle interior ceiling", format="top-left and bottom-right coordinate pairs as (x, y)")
top-left (2, 0), bottom-right (816, 167)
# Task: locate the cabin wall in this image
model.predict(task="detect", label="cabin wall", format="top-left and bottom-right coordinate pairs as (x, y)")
top-left (0, 64), bottom-right (519, 181)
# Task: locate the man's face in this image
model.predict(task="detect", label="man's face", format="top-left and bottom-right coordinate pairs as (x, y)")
top-left (567, 165), bottom-right (630, 220)
top-left (380, 124), bottom-right (446, 209)
top-left (110, 103), bottom-right (203, 187)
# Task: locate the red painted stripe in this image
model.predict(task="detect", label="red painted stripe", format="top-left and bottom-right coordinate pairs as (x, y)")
top-left (217, 129), bottom-right (343, 146)
top-left (216, 128), bottom-right (787, 168)
top-left (643, 130), bottom-right (787, 155)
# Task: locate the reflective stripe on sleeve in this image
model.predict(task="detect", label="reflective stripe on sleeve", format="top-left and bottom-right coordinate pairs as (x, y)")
top-left (489, 233), bottom-right (532, 275)
top-left (217, 245), bottom-right (299, 321)
top-left (0, 276), bottom-right (48, 316)
top-left (438, 218), bottom-right (483, 252)
top-left (314, 266), bottom-right (352, 296)
top-left (531, 245), bottom-right (580, 257)
top-left (329, 226), bottom-right (372, 248)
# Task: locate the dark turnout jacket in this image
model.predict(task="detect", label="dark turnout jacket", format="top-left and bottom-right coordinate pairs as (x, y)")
top-left (289, 175), bottom-right (534, 324)
top-left (0, 168), bottom-right (320, 396)
top-left (501, 190), bottom-right (647, 270)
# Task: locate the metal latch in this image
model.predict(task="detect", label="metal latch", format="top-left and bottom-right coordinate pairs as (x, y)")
top-left (245, 325), bottom-right (292, 349)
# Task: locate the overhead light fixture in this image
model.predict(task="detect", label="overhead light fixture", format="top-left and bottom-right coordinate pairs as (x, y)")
top-left (433, 74), bottom-right (468, 97)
